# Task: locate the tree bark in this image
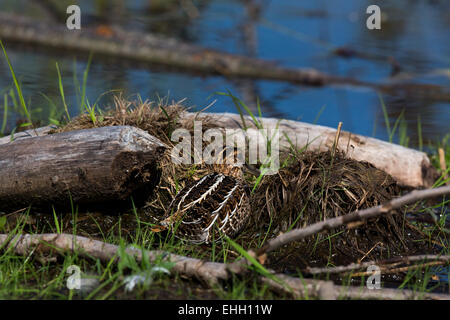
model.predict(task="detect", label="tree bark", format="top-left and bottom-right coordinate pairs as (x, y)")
top-left (0, 126), bottom-right (167, 212)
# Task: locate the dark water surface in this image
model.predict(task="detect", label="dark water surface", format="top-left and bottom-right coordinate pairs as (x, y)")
top-left (0, 0), bottom-right (449, 147)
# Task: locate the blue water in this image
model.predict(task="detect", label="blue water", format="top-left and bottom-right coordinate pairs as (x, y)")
top-left (0, 0), bottom-right (449, 146)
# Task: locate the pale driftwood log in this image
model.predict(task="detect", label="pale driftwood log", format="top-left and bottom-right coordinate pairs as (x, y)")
top-left (0, 126), bottom-right (167, 212)
top-left (255, 185), bottom-right (450, 255)
top-left (185, 112), bottom-right (438, 188)
top-left (1, 233), bottom-right (448, 300)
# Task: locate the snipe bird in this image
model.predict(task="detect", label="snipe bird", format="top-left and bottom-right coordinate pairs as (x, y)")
top-left (153, 165), bottom-right (251, 244)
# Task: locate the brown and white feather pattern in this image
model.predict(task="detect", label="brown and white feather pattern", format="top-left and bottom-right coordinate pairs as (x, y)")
top-left (160, 172), bottom-right (250, 244)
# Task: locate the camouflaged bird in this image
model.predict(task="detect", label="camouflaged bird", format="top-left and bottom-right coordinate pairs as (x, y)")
top-left (153, 166), bottom-right (251, 244)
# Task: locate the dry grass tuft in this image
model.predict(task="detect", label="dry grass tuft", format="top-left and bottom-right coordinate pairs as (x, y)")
top-left (247, 151), bottom-right (428, 268)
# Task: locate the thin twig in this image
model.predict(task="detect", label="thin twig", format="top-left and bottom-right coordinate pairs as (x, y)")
top-left (305, 255), bottom-right (450, 275)
top-left (304, 254), bottom-right (450, 276)
top-left (351, 261), bottom-right (446, 277)
top-left (358, 241), bottom-right (383, 263)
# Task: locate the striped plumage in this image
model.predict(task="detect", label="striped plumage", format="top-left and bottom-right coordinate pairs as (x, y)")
top-left (158, 172), bottom-right (251, 244)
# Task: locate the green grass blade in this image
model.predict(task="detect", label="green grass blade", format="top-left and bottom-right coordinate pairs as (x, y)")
top-left (256, 96), bottom-right (262, 119)
top-left (215, 91), bottom-right (248, 130)
top-left (224, 237), bottom-right (271, 276)
top-left (417, 115), bottom-right (423, 151)
top-left (55, 62), bottom-right (70, 121)
top-left (39, 92), bottom-right (61, 125)
top-left (80, 53), bottom-right (93, 112)
top-left (73, 58), bottom-right (81, 105)
top-left (378, 93), bottom-right (391, 142)
top-left (0, 40), bottom-right (31, 122)
top-left (230, 91), bottom-right (262, 129)
top-left (390, 109), bottom-right (405, 143)
top-left (9, 88), bottom-right (18, 111)
top-left (52, 206), bottom-right (61, 234)
top-left (313, 104), bottom-right (326, 124)
top-left (224, 236), bottom-right (288, 288)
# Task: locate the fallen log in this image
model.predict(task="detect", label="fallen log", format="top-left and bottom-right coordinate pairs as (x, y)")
top-left (0, 12), bottom-right (372, 88)
top-left (0, 126), bottom-right (167, 212)
top-left (186, 112), bottom-right (438, 188)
